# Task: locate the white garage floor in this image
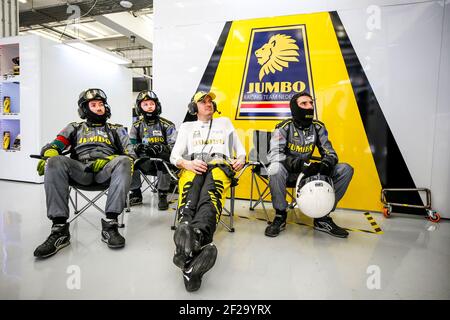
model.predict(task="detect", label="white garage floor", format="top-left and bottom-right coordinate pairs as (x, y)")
top-left (0, 180), bottom-right (449, 300)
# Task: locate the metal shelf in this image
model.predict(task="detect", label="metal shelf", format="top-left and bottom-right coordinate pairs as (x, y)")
top-left (0, 114), bottom-right (20, 120)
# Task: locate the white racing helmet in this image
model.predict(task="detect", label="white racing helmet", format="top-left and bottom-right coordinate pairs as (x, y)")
top-left (296, 173), bottom-right (335, 218)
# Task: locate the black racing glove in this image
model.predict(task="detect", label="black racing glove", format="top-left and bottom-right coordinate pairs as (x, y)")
top-left (146, 143), bottom-right (171, 162)
top-left (134, 143), bottom-right (162, 158)
top-left (134, 143), bottom-right (151, 157)
top-left (152, 143), bottom-right (171, 162)
top-left (283, 156), bottom-right (304, 173)
top-left (318, 159), bottom-right (334, 176)
top-left (146, 144), bottom-right (162, 157)
top-left (301, 162), bottom-right (320, 179)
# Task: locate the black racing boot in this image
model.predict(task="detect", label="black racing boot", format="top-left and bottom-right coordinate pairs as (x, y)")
top-left (34, 223), bottom-right (70, 258)
top-left (173, 222), bottom-right (202, 269)
top-left (158, 191), bottom-right (169, 210)
top-left (101, 219), bottom-right (126, 248)
top-left (129, 189), bottom-right (143, 206)
top-left (265, 211), bottom-right (287, 237)
top-left (314, 216), bottom-right (349, 238)
top-left (182, 243), bottom-right (218, 292)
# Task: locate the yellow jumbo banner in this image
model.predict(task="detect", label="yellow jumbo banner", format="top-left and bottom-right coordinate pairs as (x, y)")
top-left (208, 12), bottom-right (382, 212)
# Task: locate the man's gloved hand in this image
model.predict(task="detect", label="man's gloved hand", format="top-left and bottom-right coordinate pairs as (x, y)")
top-left (91, 155), bottom-right (118, 173)
top-left (37, 149), bottom-right (59, 176)
top-left (135, 143), bottom-right (162, 158)
top-left (134, 143), bottom-right (148, 156)
top-left (283, 155), bottom-right (304, 173)
top-left (146, 143), bottom-right (164, 157)
top-left (158, 144), bottom-right (171, 162)
top-left (318, 159), bottom-right (334, 176)
top-left (301, 162), bottom-right (320, 179)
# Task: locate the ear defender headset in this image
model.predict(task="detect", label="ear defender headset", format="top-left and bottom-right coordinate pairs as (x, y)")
top-left (135, 90), bottom-right (162, 117)
top-left (188, 92), bottom-right (218, 115)
top-left (77, 88), bottom-right (111, 119)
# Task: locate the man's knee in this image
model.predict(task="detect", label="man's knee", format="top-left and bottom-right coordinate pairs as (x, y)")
top-left (46, 155), bottom-right (67, 171)
top-left (113, 156), bottom-right (132, 171)
top-left (268, 162), bottom-right (286, 179)
top-left (333, 163), bottom-right (354, 189)
top-left (116, 155), bottom-right (132, 165)
top-left (338, 163), bottom-right (354, 179)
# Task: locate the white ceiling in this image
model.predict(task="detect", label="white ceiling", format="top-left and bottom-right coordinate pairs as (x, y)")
top-left (18, 1), bottom-right (153, 73)
top-left (21, 20), bottom-right (123, 41)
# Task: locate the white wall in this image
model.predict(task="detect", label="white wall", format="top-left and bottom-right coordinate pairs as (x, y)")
top-left (431, 2), bottom-right (450, 220)
top-left (154, 0), bottom-right (450, 217)
top-left (40, 37), bottom-right (133, 144)
top-left (0, 35), bottom-right (132, 183)
top-left (338, 2), bottom-right (445, 209)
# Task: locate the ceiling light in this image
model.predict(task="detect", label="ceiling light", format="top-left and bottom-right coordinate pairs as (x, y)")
top-left (81, 23), bottom-right (109, 37)
top-left (56, 26), bottom-right (87, 40)
top-left (74, 24), bottom-right (105, 38)
top-left (64, 39), bottom-right (131, 65)
top-left (28, 30), bottom-right (62, 43)
top-left (120, 1), bottom-right (133, 9)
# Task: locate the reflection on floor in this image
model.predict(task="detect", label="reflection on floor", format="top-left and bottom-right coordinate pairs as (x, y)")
top-left (0, 180), bottom-right (449, 300)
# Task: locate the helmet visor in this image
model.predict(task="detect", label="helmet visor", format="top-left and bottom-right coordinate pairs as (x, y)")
top-left (82, 89), bottom-right (107, 101)
top-left (137, 90), bottom-right (157, 102)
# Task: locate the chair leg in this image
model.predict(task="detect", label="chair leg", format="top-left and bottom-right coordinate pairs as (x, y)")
top-left (229, 186), bottom-right (235, 232)
top-left (171, 204), bottom-right (178, 230)
top-left (219, 211), bottom-right (234, 232)
top-left (221, 210), bottom-right (235, 232)
top-left (249, 170), bottom-right (255, 208)
top-left (251, 183), bottom-right (269, 209)
top-left (140, 174), bottom-right (152, 194)
top-left (74, 187), bottom-right (78, 213)
top-left (218, 183), bottom-right (236, 232)
top-left (287, 187), bottom-right (302, 223)
top-left (252, 175), bottom-right (270, 222)
top-left (68, 187), bottom-right (78, 214)
top-left (249, 173), bottom-right (259, 210)
top-left (125, 193), bottom-right (131, 212)
top-left (150, 176), bottom-right (158, 193)
top-left (287, 188), bottom-right (296, 209)
top-left (68, 189), bottom-right (107, 224)
top-left (118, 211), bottom-right (125, 228)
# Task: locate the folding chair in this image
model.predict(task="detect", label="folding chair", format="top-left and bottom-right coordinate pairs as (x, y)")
top-left (139, 171), bottom-right (158, 194)
top-left (30, 154), bottom-right (129, 228)
top-left (132, 157), bottom-right (180, 207)
top-left (215, 163), bottom-right (252, 232)
top-left (248, 130), bottom-right (272, 222)
top-left (68, 180), bottom-right (128, 227)
top-left (132, 158), bottom-right (159, 196)
top-left (248, 130), bottom-right (322, 222)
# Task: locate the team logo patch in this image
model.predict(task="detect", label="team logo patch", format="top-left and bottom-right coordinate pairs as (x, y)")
top-left (97, 130), bottom-right (108, 138)
top-left (305, 134), bottom-right (315, 143)
top-left (236, 25), bottom-right (314, 120)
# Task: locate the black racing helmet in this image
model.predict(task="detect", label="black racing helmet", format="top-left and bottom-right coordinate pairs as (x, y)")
top-left (77, 88), bottom-right (111, 120)
top-left (135, 90), bottom-right (161, 117)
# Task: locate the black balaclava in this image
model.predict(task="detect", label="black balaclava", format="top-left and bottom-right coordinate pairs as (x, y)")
top-left (289, 92), bottom-right (314, 128)
top-left (85, 105), bottom-right (108, 125)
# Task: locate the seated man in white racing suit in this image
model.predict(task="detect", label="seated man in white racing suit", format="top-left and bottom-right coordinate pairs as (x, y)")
top-left (170, 91), bottom-right (246, 292)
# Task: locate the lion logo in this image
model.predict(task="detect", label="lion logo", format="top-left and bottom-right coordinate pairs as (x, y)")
top-left (254, 34), bottom-right (300, 81)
